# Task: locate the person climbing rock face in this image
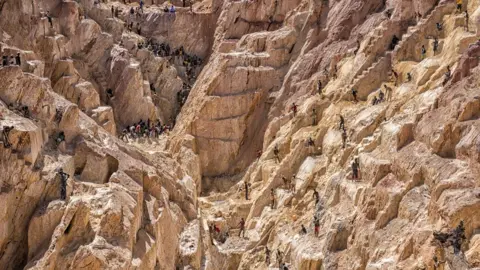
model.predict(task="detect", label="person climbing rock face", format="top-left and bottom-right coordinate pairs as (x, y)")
top-left (57, 168), bottom-right (70, 200)
top-left (273, 145), bottom-right (280, 163)
top-left (442, 66), bottom-right (451, 86)
top-left (46, 11), bottom-right (53, 28)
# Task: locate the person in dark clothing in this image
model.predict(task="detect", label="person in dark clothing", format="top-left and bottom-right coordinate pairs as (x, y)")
top-left (276, 250), bottom-right (283, 268)
top-left (2, 55), bottom-right (8, 66)
top-left (106, 88), bottom-right (114, 99)
top-left (378, 90), bottom-right (385, 102)
top-left (290, 102), bottom-right (298, 117)
top-left (351, 159), bottom-right (359, 180)
top-left (390, 35), bottom-right (399, 50)
top-left (354, 40), bottom-right (360, 55)
top-left (317, 80), bottom-right (322, 95)
top-left (351, 88), bottom-right (358, 102)
top-left (270, 188), bottom-right (276, 209)
top-left (238, 218), bottom-right (246, 238)
top-left (342, 128), bottom-right (347, 149)
top-left (312, 108), bottom-right (317, 126)
top-left (15, 53), bottom-right (21, 66)
top-left (56, 131), bottom-right (66, 145)
top-left (436, 22), bottom-right (443, 32)
top-left (300, 224), bottom-right (307, 235)
top-left (465, 11), bottom-right (469, 32)
top-left (392, 69), bottom-right (398, 86)
top-left (2, 126), bottom-right (14, 148)
top-left (111, 6), bottom-right (115, 18)
top-left (46, 11), bottom-right (53, 28)
top-left (433, 38), bottom-right (439, 54)
top-left (313, 189), bottom-right (319, 205)
top-left (273, 145), bottom-right (280, 163)
top-left (21, 106), bottom-right (30, 118)
top-left (314, 217), bottom-right (320, 237)
top-left (55, 108), bottom-right (63, 123)
top-left (442, 66), bottom-right (451, 86)
top-left (339, 115), bottom-right (345, 130)
top-left (57, 168), bottom-right (69, 200)
top-left (244, 181), bottom-right (249, 200)
top-left (307, 137), bottom-right (315, 147)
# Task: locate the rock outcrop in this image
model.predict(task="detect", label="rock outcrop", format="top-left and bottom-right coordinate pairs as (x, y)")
top-left (1, 0), bottom-right (480, 269)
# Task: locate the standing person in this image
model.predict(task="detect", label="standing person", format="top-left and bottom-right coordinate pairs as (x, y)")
top-left (433, 38), bottom-right (439, 54)
top-left (15, 53), bottom-right (21, 66)
top-left (456, 0), bottom-right (462, 12)
top-left (391, 69), bottom-right (398, 86)
top-left (314, 216), bottom-right (320, 237)
top-left (270, 188), bottom-right (276, 209)
top-left (238, 218), bottom-right (246, 238)
top-left (57, 168), bottom-right (70, 200)
top-left (353, 40), bottom-right (360, 55)
top-left (384, 84), bottom-right (393, 101)
top-left (111, 5), bottom-right (115, 18)
top-left (351, 158), bottom-right (359, 181)
top-left (311, 108), bottom-right (317, 126)
top-left (2, 55), bottom-right (8, 66)
top-left (351, 88), bottom-right (358, 102)
top-left (273, 145), bottom-right (280, 163)
top-left (317, 80), bottom-right (322, 95)
top-left (140, 0), bottom-right (144, 12)
top-left (313, 189), bottom-right (319, 205)
top-left (276, 250), bottom-right (283, 268)
top-left (265, 246), bottom-right (271, 265)
top-left (442, 65), bottom-right (451, 86)
top-left (300, 225), bottom-right (307, 235)
top-left (244, 181), bottom-right (249, 200)
top-left (339, 114), bottom-right (345, 130)
top-left (464, 11), bottom-right (469, 32)
top-left (290, 102), bottom-right (298, 117)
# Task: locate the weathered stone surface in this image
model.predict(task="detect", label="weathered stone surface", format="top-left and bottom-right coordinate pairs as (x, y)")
top-left (1, 0), bottom-right (480, 269)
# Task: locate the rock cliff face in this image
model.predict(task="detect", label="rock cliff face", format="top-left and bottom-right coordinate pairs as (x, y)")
top-left (1, 0), bottom-right (480, 269)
